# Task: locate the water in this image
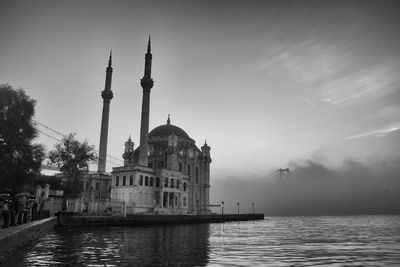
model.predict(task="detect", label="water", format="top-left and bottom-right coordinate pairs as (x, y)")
top-left (2, 215), bottom-right (400, 266)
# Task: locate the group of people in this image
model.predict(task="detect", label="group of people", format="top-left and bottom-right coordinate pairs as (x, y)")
top-left (1, 196), bottom-right (39, 228)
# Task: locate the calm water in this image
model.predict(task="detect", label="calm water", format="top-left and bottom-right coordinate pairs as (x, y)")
top-left (2, 215), bottom-right (400, 266)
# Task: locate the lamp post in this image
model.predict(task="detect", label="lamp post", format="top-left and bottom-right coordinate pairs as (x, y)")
top-left (12, 151), bottom-right (21, 197)
top-left (237, 202), bottom-right (240, 215)
top-left (221, 201), bottom-right (224, 215)
top-left (252, 202), bottom-right (254, 214)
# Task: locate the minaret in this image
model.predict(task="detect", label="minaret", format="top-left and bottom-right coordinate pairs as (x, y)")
top-left (98, 51), bottom-right (114, 173)
top-left (201, 140), bottom-right (212, 214)
top-left (138, 36), bottom-right (154, 166)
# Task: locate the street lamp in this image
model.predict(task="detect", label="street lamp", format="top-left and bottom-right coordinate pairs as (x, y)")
top-left (237, 202), bottom-right (240, 215)
top-left (221, 201), bottom-right (224, 215)
top-left (252, 202), bottom-right (254, 214)
top-left (12, 151), bottom-right (21, 196)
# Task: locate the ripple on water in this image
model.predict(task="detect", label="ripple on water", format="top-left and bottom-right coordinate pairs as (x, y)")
top-left (1, 215), bottom-right (400, 266)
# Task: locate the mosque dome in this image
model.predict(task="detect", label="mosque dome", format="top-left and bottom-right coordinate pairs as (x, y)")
top-left (149, 115), bottom-right (190, 139)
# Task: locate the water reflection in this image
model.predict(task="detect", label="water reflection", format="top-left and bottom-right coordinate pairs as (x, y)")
top-left (3, 224), bottom-right (210, 267)
top-left (3, 216), bottom-right (400, 266)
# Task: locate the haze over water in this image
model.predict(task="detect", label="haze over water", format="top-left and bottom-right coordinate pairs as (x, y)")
top-left (3, 215), bottom-right (400, 266)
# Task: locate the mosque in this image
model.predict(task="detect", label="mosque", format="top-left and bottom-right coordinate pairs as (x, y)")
top-left (98, 38), bottom-right (212, 215)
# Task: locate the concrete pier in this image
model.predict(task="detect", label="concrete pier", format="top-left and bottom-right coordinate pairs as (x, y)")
top-left (0, 217), bottom-right (57, 263)
top-left (57, 212), bottom-right (264, 227)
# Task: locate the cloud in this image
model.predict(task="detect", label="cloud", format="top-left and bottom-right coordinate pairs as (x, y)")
top-left (211, 157), bottom-right (400, 216)
top-left (260, 37), bottom-right (400, 106)
top-left (319, 61), bottom-right (400, 105)
top-left (347, 121), bottom-right (400, 140)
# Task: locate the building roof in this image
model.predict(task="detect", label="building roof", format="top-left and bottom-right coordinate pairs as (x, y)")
top-left (149, 123), bottom-right (190, 139)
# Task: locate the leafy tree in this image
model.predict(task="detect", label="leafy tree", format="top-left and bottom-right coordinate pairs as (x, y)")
top-left (48, 133), bottom-right (97, 197)
top-left (0, 84), bottom-right (45, 195)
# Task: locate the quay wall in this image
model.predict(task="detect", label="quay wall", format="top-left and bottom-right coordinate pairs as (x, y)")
top-left (0, 217), bottom-right (57, 263)
top-left (57, 212), bottom-right (264, 227)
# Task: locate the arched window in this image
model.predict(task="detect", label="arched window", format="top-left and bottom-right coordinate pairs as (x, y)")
top-left (129, 175), bottom-right (133, 185)
top-left (164, 177), bottom-right (168, 187)
top-left (139, 175), bottom-right (143, 186)
top-left (156, 177), bottom-right (160, 187)
top-left (150, 177), bottom-right (154, 187)
top-left (145, 176), bottom-right (149, 186)
top-left (115, 176), bottom-right (119, 186)
top-left (123, 176), bottom-right (126, 186)
top-left (195, 167), bottom-right (199, 184)
top-left (179, 162), bottom-right (182, 171)
top-left (170, 178), bottom-right (174, 188)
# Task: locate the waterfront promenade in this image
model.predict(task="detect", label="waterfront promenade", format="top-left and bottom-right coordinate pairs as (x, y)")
top-left (57, 212), bottom-right (265, 227)
top-left (0, 217), bottom-right (57, 263)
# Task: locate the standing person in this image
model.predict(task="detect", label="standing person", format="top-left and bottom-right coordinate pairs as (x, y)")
top-left (32, 200), bottom-right (38, 221)
top-left (2, 200), bottom-right (9, 228)
top-left (9, 200), bottom-right (16, 226)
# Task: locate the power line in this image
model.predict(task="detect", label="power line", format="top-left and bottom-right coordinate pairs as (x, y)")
top-left (34, 120), bottom-right (124, 163)
top-left (36, 128), bottom-right (62, 143)
top-left (33, 119), bottom-right (66, 137)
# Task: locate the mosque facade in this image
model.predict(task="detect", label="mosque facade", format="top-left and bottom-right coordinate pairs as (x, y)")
top-left (109, 39), bottom-right (212, 215)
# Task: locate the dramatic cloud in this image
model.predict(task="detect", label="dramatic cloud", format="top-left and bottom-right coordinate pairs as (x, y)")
top-left (211, 157), bottom-right (400, 216)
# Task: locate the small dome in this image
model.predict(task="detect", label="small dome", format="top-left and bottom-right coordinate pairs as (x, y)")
top-left (149, 123), bottom-right (190, 139)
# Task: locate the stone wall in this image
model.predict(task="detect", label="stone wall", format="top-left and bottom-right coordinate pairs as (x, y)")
top-left (0, 217), bottom-right (57, 263)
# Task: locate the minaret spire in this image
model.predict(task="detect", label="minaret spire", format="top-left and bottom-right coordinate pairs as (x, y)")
top-left (108, 50), bottom-right (112, 67)
top-left (138, 37), bottom-right (154, 166)
top-left (98, 52), bottom-right (114, 173)
top-left (147, 35), bottom-right (151, 53)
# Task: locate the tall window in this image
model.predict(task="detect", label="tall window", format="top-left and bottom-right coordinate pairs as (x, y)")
top-left (96, 182), bottom-right (99, 190)
top-left (187, 165), bottom-right (191, 176)
top-left (176, 179), bottom-right (180, 189)
top-left (115, 177), bottom-right (119, 186)
top-left (183, 197), bottom-right (186, 207)
top-left (123, 176), bottom-right (126, 186)
top-left (86, 181), bottom-right (89, 190)
top-left (156, 177), bottom-right (160, 187)
top-left (179, 162), bottom-right (182, 171)
top-left (130, 175), bottom-right (133, 185)
top-left (145, 176), bottom-right (149, 186)
top-left (164, 177), bottom-right (168, 187)
top-left (195, 167), bottom-right (199, 184)
top-left (183, 182), bottom-right (186, 191)
top-left (150, 177), bottom-right (154, 187)
top-left (139, 175), bottom-right (143, 186)
top-left (170, 178), bottom-right (174, 188)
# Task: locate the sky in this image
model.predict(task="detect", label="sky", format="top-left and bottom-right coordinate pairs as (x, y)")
top-left (1, 0), bottom-right (399, 214)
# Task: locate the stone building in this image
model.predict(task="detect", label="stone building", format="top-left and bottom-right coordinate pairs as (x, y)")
top-left (111, 38), bottom-right (212, 215)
